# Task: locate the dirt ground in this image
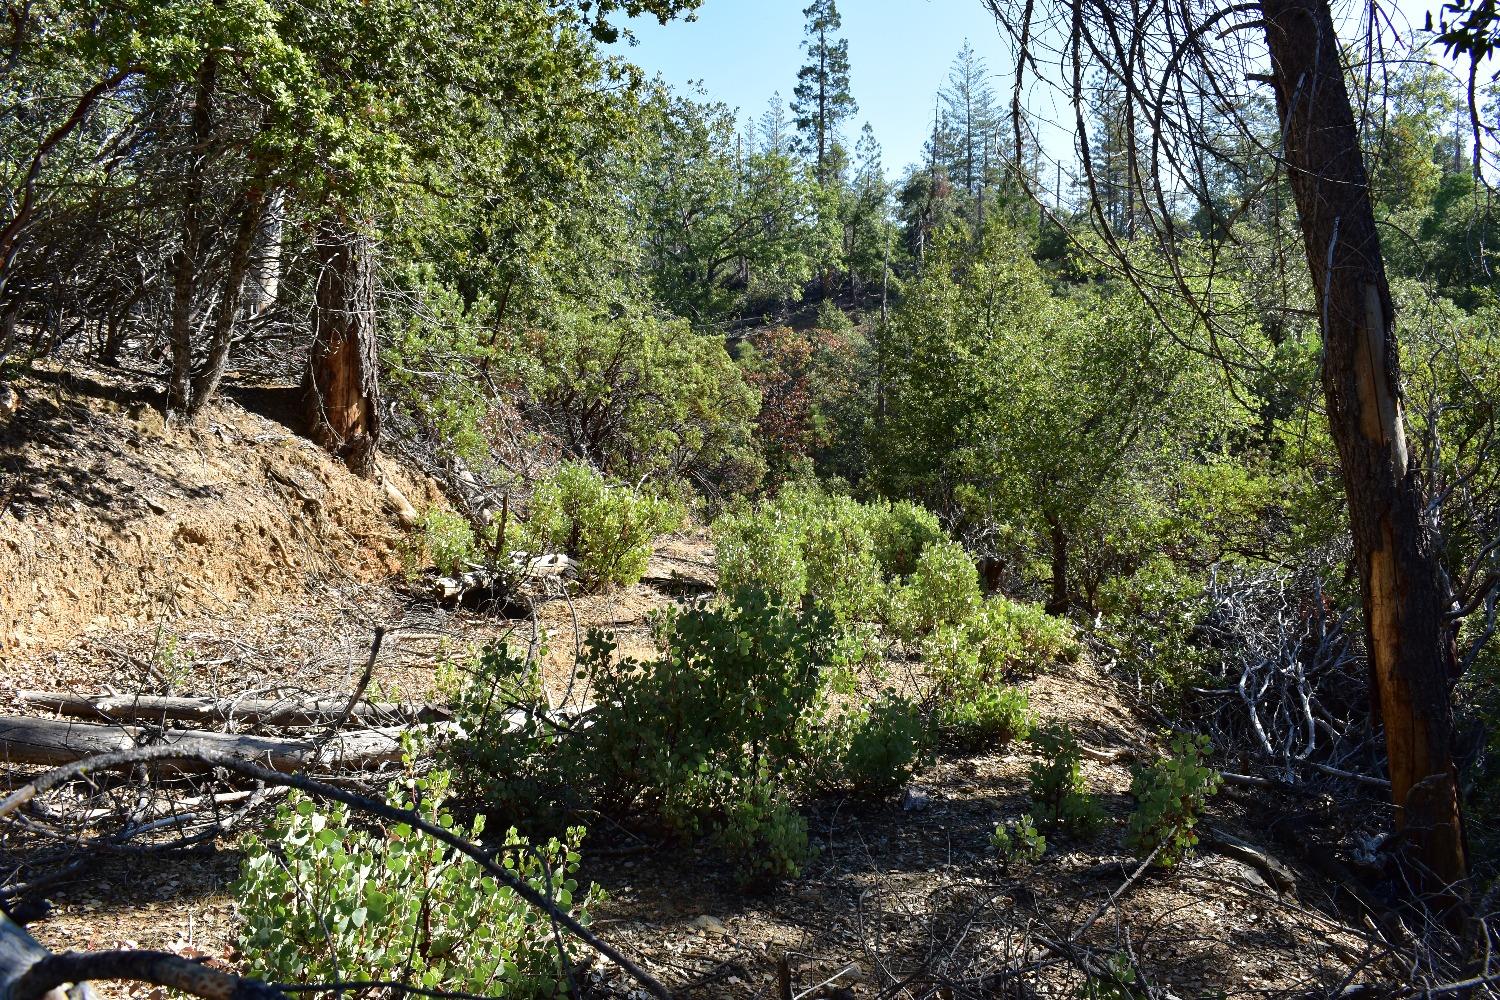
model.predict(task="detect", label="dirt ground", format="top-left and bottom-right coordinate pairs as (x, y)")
top-left (0, 371), bottom-right (1394, 998)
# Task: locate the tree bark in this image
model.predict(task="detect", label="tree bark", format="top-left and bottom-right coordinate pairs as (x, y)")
top-left (166, 55), bottom-right (217, 420)
top-left (1046, 515), bottom-right (1068, 614)
top-left (304, 217), bottom-right (381, 477)
top-left (1261, 0), bottom-right (1467, 893)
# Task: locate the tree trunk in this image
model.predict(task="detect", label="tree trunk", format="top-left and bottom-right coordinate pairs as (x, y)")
top-left (166, 55), bottom-right (217, 420)
top-left (246, 189), bottom-right (283, 318)
top-left (1261, 0), bottom-right (1466, 893)
top-left (304, 217), bottom-right (381, 477)
top-left (186, 182), bottom-right (266, 418)
top-left (1045, 516), bottom-right (1068, 614)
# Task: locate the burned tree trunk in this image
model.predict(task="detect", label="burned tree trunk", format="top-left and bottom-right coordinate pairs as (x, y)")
top-left (1261, 0), bottom-right (1467, 891)
top-left (304, 217), bottom-right (381, 477)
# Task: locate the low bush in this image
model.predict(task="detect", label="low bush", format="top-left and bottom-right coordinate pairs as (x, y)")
top-left (520, 462), bottom-right (684, 592)
top-left (715, 487), bottom-right (961, 628)
top-left (1026, 724), bottom-right (1106, 838)
top-left (713, 503), bottom-right (810, 607)
top-left (801, 507), bottom-right (886, 625)
top-left (712, 767), bottom-right (813, 889)
top-left (842, 694), bottom-right (928, 796)
top-left (940, 684), bottom-right (1032, 752)
top-left (991, 813), bottom-right (1046, 866)
top-left (236, 769), bottom-right (599, 998)
top-left (447, 587), bottom-right (832, 882)
top-left (404, 506), bottom-right (478, 577)
top-left (1096, 556), bottom-right (1215, 698)
top-left (890, 539), bottom-right (982, 643)
top-left (968, 596), bottom-right (1080, 680)
top-left (1124, 733), bottom-right (1221, 866)
top-left (865, 500), bottom-right (946, 579)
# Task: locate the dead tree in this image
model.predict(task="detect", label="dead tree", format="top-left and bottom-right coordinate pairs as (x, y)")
top-left (304, 217), bottom-right (381, 477)
top-left (984, 0), bottom-right (1477, 897)
top-left (1259, 0), bottom-right (1465, 893)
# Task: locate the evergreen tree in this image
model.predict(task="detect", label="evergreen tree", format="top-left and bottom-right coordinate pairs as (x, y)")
top-left (939, 41), bottom-right (998, 202)
top-left (792, 0), bottom-right (857, 186)
top-left (759, 91), bottom-right (796, 157)
top-left (1084, 71), bottom-right (1147, 237)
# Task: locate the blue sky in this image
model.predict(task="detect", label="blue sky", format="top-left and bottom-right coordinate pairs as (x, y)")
top-left (611, 0), bottom-right (1458, 177)
top-left (611, 1), bottom-right (1008, 174)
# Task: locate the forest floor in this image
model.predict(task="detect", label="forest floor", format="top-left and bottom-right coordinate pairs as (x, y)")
top-left (0, 368), bottom-right (1392, 998)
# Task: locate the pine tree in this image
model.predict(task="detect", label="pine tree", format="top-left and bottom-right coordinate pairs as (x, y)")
top-left (792, 0), bottom-right (857, 186)
top-left (759, 91), bottom-right (795, 157)
top-left (1084, 71), bottom-right (1145, 236)
top-left (939, 41), bottom-right (997, 201)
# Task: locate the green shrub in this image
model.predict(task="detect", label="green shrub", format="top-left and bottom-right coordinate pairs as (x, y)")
top-left (383, 270), bottom-right (504, 472)
top-left (968, 596), bottom-right (1080, 680)
top-left (801, 509), bottom-right (886, 625)
top-left (1096, 556), bottom-right (1215, 698)
top-left (236, 769), bottom-right (599, 998)
top-left (520, 462), bottom-right (684, 592)
top-left (713, 504), bottom-right (809, 607)
top-left (991, 813), bottom-right (1046, 865)
top-left (890, 539), bottom-right (981, 643)
top-left (1027, 725), bottom-right (1106, 838)
top-left (1124, 733), bottom-right (1221, 866)
top-left (842, 694), bottom-right (928, 796)
top-left (865, 500), bottom-right (946, 579)
top-left (712, 767), bottom-right (813, 890)
top-left (447, 587), bottom-right (831, 885)
top-left (824, 622), bottom-right (888, 694)
top-left (940, 685), bottom-right (1032, 752)
top-left (405, 506), bottom-right (478, 577)
top-left (921, 622), bottom-right (982, 691)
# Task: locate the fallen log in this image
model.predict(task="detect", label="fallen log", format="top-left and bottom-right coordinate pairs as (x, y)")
top-left (1, 908), bottom-right (282, 1000)
top-left (0, 717), bottom-right (404, 773)
top-left (1201, 824), bottom-right (1298, 894)
top-left (15, 691), bottom-right (451, 729)
top-left (0, 911), bottom-right (96, 1000)
top-left (429, 552), bottom-right (576, 605)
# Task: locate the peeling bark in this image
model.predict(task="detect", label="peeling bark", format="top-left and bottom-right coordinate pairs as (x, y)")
top-left (304, 217), bottom-right (381, 477)
top-left (1261, 0), bottom-right (1466, 893)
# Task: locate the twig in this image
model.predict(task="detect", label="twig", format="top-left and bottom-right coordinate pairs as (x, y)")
top-left (325, 627), bottom-right (386, 741)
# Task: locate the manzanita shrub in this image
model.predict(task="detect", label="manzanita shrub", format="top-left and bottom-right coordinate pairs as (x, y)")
top-left (1026, 724), bottom-right (1106, 838)
top-left (519, 461), bottom-right (684, 592)
top-left (447, 586), bottom-right (831, 885)
top-left (236, 768), bottom-right (600, 998)
top-left (991, 813), bottom-right (1047, 866)
top-left (1125, 733), bottom-right (1222, 866)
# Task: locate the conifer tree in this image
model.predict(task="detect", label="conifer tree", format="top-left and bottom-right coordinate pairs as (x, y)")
top-left (792, 0), bottom-right (856, 187)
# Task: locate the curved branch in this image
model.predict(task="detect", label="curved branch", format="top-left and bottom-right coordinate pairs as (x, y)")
top-left (0, 744), bottom-right (673, 1000)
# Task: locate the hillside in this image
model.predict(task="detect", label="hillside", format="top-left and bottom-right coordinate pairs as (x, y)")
top-left (3, 1), bottom-right (1497, 997)
top-left (0, 368), bottom-right (1399, 1000)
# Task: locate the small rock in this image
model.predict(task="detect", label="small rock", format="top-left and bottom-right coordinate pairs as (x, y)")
top-left (689, 915), bottom-right (727, 936)
top-left (900, 786), bottom-right (930, 811)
